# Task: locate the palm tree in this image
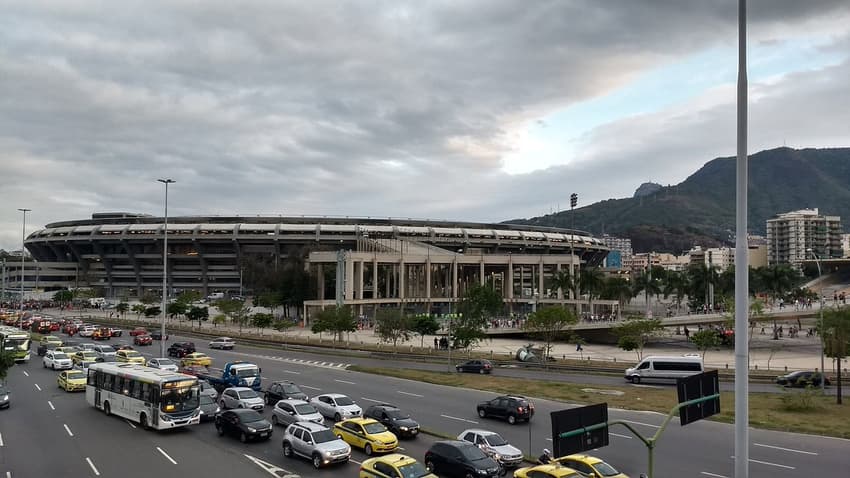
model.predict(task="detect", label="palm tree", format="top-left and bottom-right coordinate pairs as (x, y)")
top-left (662, 271), bottom-right (689, 315)
top-left (600, 276), bottom-right (633, 319)
top-left (632, 268), bottom-right (663, 314)
top-left (549, 269), bottom-right (578, 302)
top-left (687, 264), bottom-right (719, 310)
top-left (579, 267), bottom-right (606, 317)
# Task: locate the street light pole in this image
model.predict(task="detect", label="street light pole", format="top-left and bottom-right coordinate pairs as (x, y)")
top-left (808, 249), bottom-right (826, 394)
top-left (570, 193), bottom-right (578, 301)
top-left (18, 208), bottom-right (31, 329)
top-left (158, 179), bottom-right (175, 357)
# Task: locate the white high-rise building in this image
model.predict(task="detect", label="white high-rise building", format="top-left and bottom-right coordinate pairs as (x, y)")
top-left (766, 208), bottom-right (842, 267)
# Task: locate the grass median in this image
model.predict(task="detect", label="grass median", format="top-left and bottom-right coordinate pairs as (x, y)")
top-left (349, 365), bottom-right (850, 439)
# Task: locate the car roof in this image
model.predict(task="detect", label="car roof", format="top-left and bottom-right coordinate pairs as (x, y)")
top-left (562, 454), bottom-right (602, 464)
top-left (368, 453), bottom-right (418, 467)
top-left (340, 417), bottom-right (378, 426)
top-left (460, 428), bottom-right (499, 436)
top-left (292, 420), bottom-right (330, 431)
top-left (227, 386), bottom-right (253, 392)
top-left (277, 399), bottom-right (309, 406)
top-left (321, 393), bottom-right (349, 399)
top-left (368, 403), bottom-right (399, 410)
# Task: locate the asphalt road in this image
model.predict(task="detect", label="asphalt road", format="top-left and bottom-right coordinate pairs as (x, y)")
top-left (2, 333), bottom-right (847, 477)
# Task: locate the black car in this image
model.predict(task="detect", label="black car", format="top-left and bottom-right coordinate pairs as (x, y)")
top-left (0, 383), bottom-right (10, 409)
top-left (215, 409), bottom-right (273, 442)
top-left (150, 330), bottom-right (167, 340)
top-left (37, 342), bottom-right (60, 357)
top-left (776, 371), bottom-right (831, 388)
top-left (424, 441), bottom-right (501, 478)
top-left (363, 403), bottom-right (420, 438)
top-left (456, 359), bottom-right (493, 374)
top-left (477, 395), bottom-right (534, 424)
top-left (167, 342), bottom-right (195, 358)
top-left (199, 394), bottom-right (220, 421)
top-left (264, 381), bottom-right (308, 405)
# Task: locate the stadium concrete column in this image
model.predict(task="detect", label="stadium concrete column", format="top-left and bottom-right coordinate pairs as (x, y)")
top-left (317, 264), bottom-right (324, 300)
top-left (357, 259), bottom-right (364, 300)
top-left (452, 255), bottom-right (458, 300)
top-left (538, 257), bottom-right (544, 302)
top-left (372, 256), bottom-right (379, 299)
top-left (425, 256), bottom-right (431, 300)
top-left (479, 260), bottom-right (484, 285)
top-left (556, 263), bottom-right (563, 299)
top-left (345, 254), bottom-right (355, 303)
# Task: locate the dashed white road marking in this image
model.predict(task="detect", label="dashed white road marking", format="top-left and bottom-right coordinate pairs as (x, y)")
top-left (397, 391), bottom-right (423, 398)
top-left (48, 401), bottom-right (55, 410)
top-left (157, 447), bottom-right (178, 464)
top-left (730, 456), bottom-right (795, 470)
top-left (349, 458), bottom-right (362, 465)
top-left (301, 385), bottom-right (321, 391)
top-left (701, 472), bottom-right (728, 478)
top-left (282, 370), bottom-right (300, 375)
top-left (22, 371), bottom-right (29, 377)
top-left (753, 443), bottom-right (817, 455)
top-left (85, 457), bottom-right (100, 476)
top-left (243, 453), bottom-right (302, 477)
top-left (440, 414), bottom-right (478, 424)
top-left (361, 397), bottom-right (383, 403)
top-left (0, 432), bottom-right (4, 446)
top-left (6, 470), bottom-right (11, 478)
top-left (620, 419), bottom-right (660, 429)
top-left (334, 379), bottom-right (355, 385)
top-left (64, 424), bottom-right (74, 437)
top-left (126, 420), bottom-right (137, 429)
top-left (34, 383), bottom-right (42, 391)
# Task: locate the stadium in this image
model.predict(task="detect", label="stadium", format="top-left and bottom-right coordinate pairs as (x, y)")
top-left (23, 213), bottom-right (610, 318)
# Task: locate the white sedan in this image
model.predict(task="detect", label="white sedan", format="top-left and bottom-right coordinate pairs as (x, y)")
top-left (147, 357), bottom-right (179, 372)
top-left (43, 350), bottom-right (73, 370)
top-left (310, 393), bottom-right (362, 421)
top-left (209, 337), bottom-right (236, 350)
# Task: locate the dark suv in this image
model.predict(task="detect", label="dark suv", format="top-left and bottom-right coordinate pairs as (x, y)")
top-left (476, 395), bottom-right (534, 424)
top-left (167, 341), bottom-right (195, 358)
top-left (264, 381), bottom-right (309, 405)
top-left (424, 441), bottom-right (501, 477)
top-left (363, 403), bottom-right (420, 438)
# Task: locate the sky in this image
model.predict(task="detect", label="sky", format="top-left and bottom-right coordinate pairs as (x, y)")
top-left (2, 0), bottom-right (850, 251)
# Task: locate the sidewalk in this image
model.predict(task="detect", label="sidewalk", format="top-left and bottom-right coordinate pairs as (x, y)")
top-left (44, 307), bottom-right (846, 374)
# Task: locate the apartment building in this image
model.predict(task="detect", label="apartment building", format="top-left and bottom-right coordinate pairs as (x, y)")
top-left (766, 208), bottom-right (843, 267)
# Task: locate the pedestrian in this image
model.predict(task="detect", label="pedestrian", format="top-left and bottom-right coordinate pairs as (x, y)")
top-left (434, 337), bottom-right (438, 350)
top-left (684, 326), bottom-right (690, 340)
top-left (576, 342), bottom-right (583, 352)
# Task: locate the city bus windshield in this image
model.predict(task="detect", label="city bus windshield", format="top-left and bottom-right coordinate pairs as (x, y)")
top-left (4, 338), bottom-right (29, 351)
top-left (160, 385), bottom-right (200, 413)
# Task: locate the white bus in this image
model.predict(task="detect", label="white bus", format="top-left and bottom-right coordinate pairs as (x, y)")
top-left (86, 362), bottom-right (201, 430)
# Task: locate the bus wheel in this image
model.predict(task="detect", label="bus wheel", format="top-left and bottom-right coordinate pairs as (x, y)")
top-left (103, 401), bottom-right (111, 416)
top-left (140, 413), bottom-right (150, 430)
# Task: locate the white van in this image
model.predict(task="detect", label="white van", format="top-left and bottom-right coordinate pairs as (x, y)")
top-left (624, 355), bottom-right (704, 384)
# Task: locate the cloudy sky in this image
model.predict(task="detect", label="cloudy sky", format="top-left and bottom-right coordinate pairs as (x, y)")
top-left (2, 0), bottom-right (849, 251)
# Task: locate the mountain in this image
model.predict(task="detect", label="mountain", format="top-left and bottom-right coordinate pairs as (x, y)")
top-left (507, 147), bottom-right (850, 253)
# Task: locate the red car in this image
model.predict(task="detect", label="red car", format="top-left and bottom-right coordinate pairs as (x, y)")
top-left (50, 322), bottom-right (61, 331)
top-left (133, 334), bottom-right (153, 346)
top-left (129, 327), bottom-right (148, 336)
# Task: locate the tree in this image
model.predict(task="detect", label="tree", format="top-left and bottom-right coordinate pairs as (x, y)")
top-left (131, 304), bottom-right (146, 318)
top-left (523, 306), bottom-right (578, 362)
top-left (216, 299), bottom-right (250, 332)
top-left (140, 292), bottom-right (159, 306)
top-left (143, 306), bottom-right (161, 318)
top-left (549, 269), bottom-right (578, 300)
top-left (661, 271), bottom-right (689, 315)
top-left (311, 306), bottom-right (357, 344)
top-left (186, 306), bottom-right (209, 327)
top-left (53, 290), bottom-right (74, 309)
top-left (411, 315), bottom-right (440, 348)
top-left (612, 317), bottom-right (663, 360)
top-left (250, 313), bottom-right (274, 332)
top-left (167, 301), bottom-right (187, 319)
top-left (374, 309), bottom-right (412, 350)
top-left (274, 317), bottom-right (297, 337)
top-left (822, 307), bottom-right (850, 404)
top-left (212, 314), bottom-right (226, 328)
top-left (691, 329), bottom-right (721, 360)
top-left (0, 350), bottom-right (16, 382)
top-left (454, 284), bottom-right (503, 350)
top-left (632, 268), bottom-right (663, 314)
top-left (600, 276), bottom-right (633, 319)
top-left (116, 302), bottom-right (129, 318)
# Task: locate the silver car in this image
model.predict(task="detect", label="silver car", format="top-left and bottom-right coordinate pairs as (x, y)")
top-left (147, 357), bottom-right (179, 372)
top-left (282, 421), bottom-right (350, 469)
top-left (272, 399), bottom-right (324, 427)
top-left (310, 393), bottom-right (362, 421)
top-left (458, 429), bottom-right (524, 468)
top-left (219, 387), bottom-right (264, 411)
top-left (92, 345), bottom-right (117, 362)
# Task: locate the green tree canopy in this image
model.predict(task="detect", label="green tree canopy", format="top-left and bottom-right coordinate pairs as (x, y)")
top-left (374, 309), bottom-right (413, 350)
top-left (411, 315), bottom-right (440, 348)
top-left (454, 284), bottom-right (503, 350)
top-left (690, 329), bottom-right (721, 360)
top-left (186, 306), bottom-right (209, 326)
top-left (311, 306), bottom-right (357, 343)
top-left (523, 306), bottom-right (578, 361)
top-left (167, 301), bottom-right (187, 319)
top-left (53, 289), bottom-right (73, 305)
top-left (250, 313), bottom-right (274, 332)
top-left (0, 350), bottom-right (16, 382)
top-left (144, 306), bottom-right (161, 318)
top-left (822, 307), bottom-right (850, 404)
top-left (612, 316), bottom-right (663, 360)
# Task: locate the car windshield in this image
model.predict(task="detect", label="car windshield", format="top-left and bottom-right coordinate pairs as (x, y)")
top-left (485, 434), bottom-right (507, 446)
top-left (124, 351), bottom-right (141, 357)
top-left (0, 385), bottom-right (7, 394)
top-left (460, 445), bottom-right (489, 461)
top-left (199, 395), bottom-right (215, 406)
top-left (335, 396), bottom-right (354, 406)
top-left (53, 353), bottom-right (69, 360)
top-left (99, 346), bottom-right (115, 353)
top-left (240, 411), bottom-right (265, 423)
top-left (157, 359), bottom-right (175, 366)
top-left (238, 390), bottom-right (259, 399)
top-left (593, 461), bottom-right (621, 477)
top-left (313, 429), bottom-right (338, 444)
top-left (235, 366), bottom-right (258, 377)
top-left (282, 383), bottom-right (302, 394)
top-left (294, 404), bottom-right (317, 415)
top-left (397, 462), bottom-right (430, 478)
top-left (160, 385), bottom-right (200, 413)
top-left (385, 409), bottom-right (410, 419)
top-left (66, 371), bottom-right (85, 380)
top-left (364, 422), bottom-right (388, 434)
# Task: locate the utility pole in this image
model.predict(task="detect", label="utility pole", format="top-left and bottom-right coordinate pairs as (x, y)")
top-left (570, 193), bottom-right (578, 301)
top-left (18, 208), bottom-right (31, 328)
top-left (157, 178), bottom-right (175, 357)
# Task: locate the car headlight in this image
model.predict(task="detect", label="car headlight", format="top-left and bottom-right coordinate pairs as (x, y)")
top-left (247, 427), bottom-right (256, 433)
top-left (477, 469), bottom-right (488, 475)
top-left (399, 426), bottom-right (409, 431)
top-left (215, 407), bottom-right (221, 413)
top-left (493, 453), bottom-right (501, 460)
top-left (1, 395), bottom-right (8, 401)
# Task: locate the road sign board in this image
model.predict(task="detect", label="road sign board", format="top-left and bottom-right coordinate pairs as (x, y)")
top-left (551, 403), bottom-right (609, 457)
top-left (676, 369), bottom-right (720, 426)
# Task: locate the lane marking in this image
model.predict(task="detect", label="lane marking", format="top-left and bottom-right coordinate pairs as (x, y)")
top-left (126, 420), bottom-right (137, 429)
top-left (701, 472), bottom-right (729, 478)
top-left (361, 397), bottom-right (383, 403)
top-left (64, 424), bottom-right (74, 437)
top-left (6, 471), bottom-right (10, 478)
top-left (243, 453), bottom-right (301, 477)
top-left (610, 433), bottom-right (633, 439)
top-left (730, 456), bottom-right (795, 470)
top-left (397, 391), bottom-right (423, 398)
top-left (301, 385), bottom-right (321, 391)
top-left (48, 401), bottom-right (55, 410)
top-left (334, 379), bottom-right (355, 385)
top-left (440, 414), bottom-right (479, 424)
top-left (349, 457), bottom-right (363, 465)
top-left (34, 383), bottom-right (42, 391)
top-left (545, 438), bottom-right (552, 442)
top-left (0, 432), bottom-right (4, 446)
top-left (282, 370), bottom-right (300, 375)
top-left (753, 443), bottom-right (818, 455)
top-left (157, 447), bottom-right (178, 465)
top-left (620, 419), bottom-right (660, 429)
top-left (22, 371), bottom-right (29, 377)
top-left (85, 457), bottom-right (101, 476)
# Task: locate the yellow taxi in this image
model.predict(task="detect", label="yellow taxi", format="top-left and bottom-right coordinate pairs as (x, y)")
top-left (181, 352), bottom-right (212, 367)
top-left (116, 349), bottom-right (146, 364)
top-left (55, 345), bottom-right (77, 354)
top-left (359, 454), bottom-right (437, 478)
top-left (40, 335), bottom-right (63, 346)
top-left (514, 464), bottom-right (585, 478)
top-left (72, 350), bottom-right (99, 364)
top-left (58, 370), bottom-right (88, 392)
top-left (333, 418), bottom-right (398, 456)
top-left (554, 454), bottom-right (630, 478)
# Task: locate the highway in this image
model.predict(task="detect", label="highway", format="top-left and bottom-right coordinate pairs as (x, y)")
top-left (1, 334), bottom-right (847, 477)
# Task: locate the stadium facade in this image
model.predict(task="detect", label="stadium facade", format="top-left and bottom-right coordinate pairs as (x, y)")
top-left (22, 213), bottom-right (611, 317)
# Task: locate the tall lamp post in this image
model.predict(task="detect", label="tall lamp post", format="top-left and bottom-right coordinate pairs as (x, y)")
top-left (158, 179), bottom-right (175, 357)
top-left (18, 208), bottom-right (31, 329)
top-left (808, 248), bottom-right (826, 394)
top-left (569, 193), bottom-right (578, 300)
